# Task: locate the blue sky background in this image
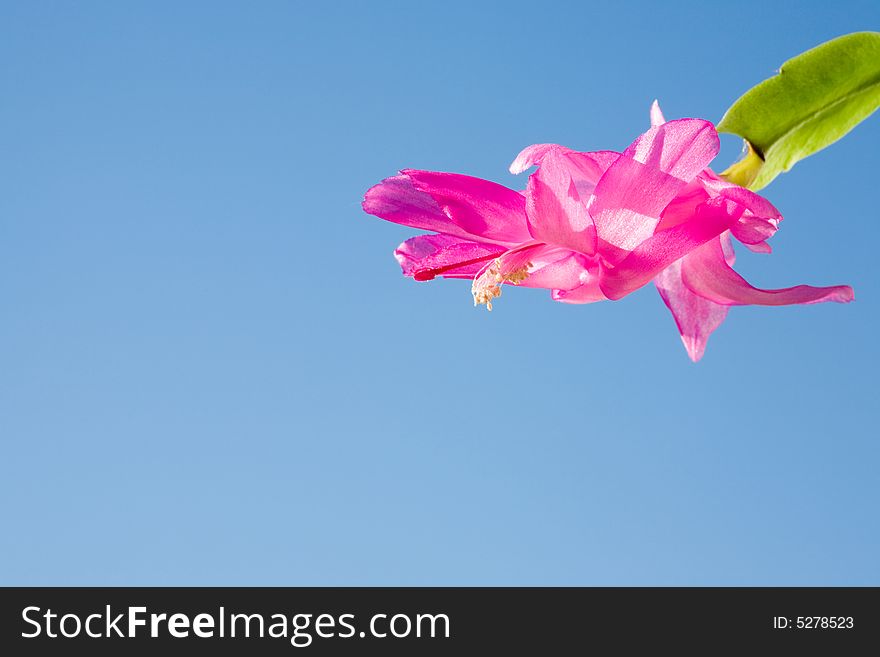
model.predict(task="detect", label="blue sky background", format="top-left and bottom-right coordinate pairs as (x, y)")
top-left (1, 1), bottom-right (878, 585)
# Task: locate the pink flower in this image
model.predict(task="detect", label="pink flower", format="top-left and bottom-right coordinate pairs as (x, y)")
top-left (362, 104), bottom-right (853, 360)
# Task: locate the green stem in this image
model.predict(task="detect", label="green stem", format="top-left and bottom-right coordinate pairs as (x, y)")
top-left (719, 141), bottom-right (764, 189)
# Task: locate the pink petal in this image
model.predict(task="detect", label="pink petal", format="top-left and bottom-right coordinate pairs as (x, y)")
top-left (551, 277), bottom-right (606, 304)
top-left (522, 249), bottom-right (597, 292)
top-left (362, 171), bottom-right (531, 246)
top-left (732, 216), bottom-right (780, 245)
top-left (510, 144), bottom-right (619, 193)
top-left (681, 238), bottom-right (855, 306)
top-left (658, 171), bottom-right (780, 247)
top-left (525, 147), bottom-right (597, 255)
top-left (599, 197), bottom-right (744, 301)
top-left (649, 100), bottom-right (666, 127)
top-left (699, 171), bottom-right (781, 245)
top-left (700, 171), bottom-right (780, 220)
top-left (564, 151), bottom-right (620, 197)
top-left (509, 144), bottom-right (574, 174)
top-left (655, 257), bottom-right (729, 362)
top-left (628, 119), bottom-right (720, 181)
top-left (655, 178), bottom-right (711, 233)
top-left (402, 169), bottom-right (533, 245)
top-left (394, 233), bottom-right (504, 281)
top-left (720, 231), bottom-right (736, 266)
top-left (590, 119), bottom-right (720, 261)
top-left (364, 175), bottom-right (475, 241)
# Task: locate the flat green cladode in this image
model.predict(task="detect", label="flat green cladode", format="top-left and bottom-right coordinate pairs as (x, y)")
top-left (719, 31), bottom-right (880, 190)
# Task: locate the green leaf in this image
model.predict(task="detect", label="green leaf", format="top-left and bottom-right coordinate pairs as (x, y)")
top-left (718, 31), bottom-right (880, 190)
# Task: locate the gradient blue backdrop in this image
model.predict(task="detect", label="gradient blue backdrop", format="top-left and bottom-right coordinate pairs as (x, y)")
top-left (1, 1), bottom-right (878, 585)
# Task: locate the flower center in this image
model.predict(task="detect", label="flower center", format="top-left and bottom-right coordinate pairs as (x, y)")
top-left (472, 260), bottom-right (532, 311)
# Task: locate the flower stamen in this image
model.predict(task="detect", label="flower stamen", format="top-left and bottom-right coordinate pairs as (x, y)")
top-left (472, 260), bottom-right (532, 311)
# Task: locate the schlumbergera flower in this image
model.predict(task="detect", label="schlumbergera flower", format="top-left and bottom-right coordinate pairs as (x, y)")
top-left (362, 102), bottom-right (853, 361)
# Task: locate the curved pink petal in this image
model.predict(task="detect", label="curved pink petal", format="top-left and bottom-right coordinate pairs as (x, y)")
top-left (681, 238), bottom-right (855, 306)
top-left (599, 197), bottom-right (744, 301)
top-left (743, 240), bottom-right (772, 254)
top-left (699, 171), bottom-right (780, 219)
top-left (525, 147), bottom-right (597, 255)
top-left (510, 144), bottom-right (619, 194)
top-left (649, 100), bottom-right (666, 127)
top-left (509, 143), bottom-right (574, 174)
top-left (655, 178), bottom-right (711, 233)
top-left (720, 231), bottom-right (737, 266)
top-left (364, 175), bottom-right (476, 242)
top-left (732, 216), bottom-right (780, 245)
top-left (394, 233), bottom-right (504, 281)
top-left (521, 249), bottom-right (596, 292)
top-left (629, 119), bottom-right (720, 181)
top-left (590, 118), bottom-right (720, 262)
top-left (699, 171), bottom-right (781, 245)
top-left (565, 150), bottom-right (620, 198)
top-left (402, 169), bottom-right (531, 245)
top-left (362, 171), bottom-right (530, 246)
top-left (655, 258), bottom-right (729, 362)
top-left (551, 277), bottom-right (606, 304)
top-left (660, 172), bottom-right (779, 247)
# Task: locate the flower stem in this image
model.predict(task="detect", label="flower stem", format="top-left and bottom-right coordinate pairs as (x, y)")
top-left (719, 140), bottom-right (764, 189)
